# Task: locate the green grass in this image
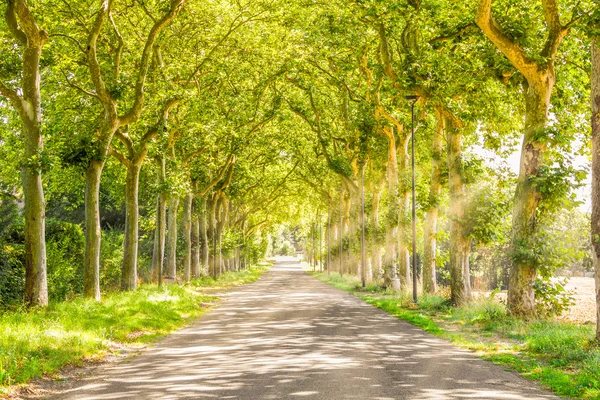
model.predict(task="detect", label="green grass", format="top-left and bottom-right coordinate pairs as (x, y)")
top-left (0, 264), bottom-right (269, 394)
top-left (310, 271), bottom-right (600, 399)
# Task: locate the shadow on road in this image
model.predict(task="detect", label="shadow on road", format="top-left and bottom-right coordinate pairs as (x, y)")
top-left (54, 258), bottom-right (558, 400)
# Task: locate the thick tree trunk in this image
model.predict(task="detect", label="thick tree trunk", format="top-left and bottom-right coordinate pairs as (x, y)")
top-left (182, 193), bottom-right (193, 282)
top-left (384, 133), bottom-right (399, 285)
top-left (151, 158), bottom-right (167, 285)
top-left (152, 192), bottom-right (167, 285)
top-left (199, 199), bottom-right (209, 275)
top-left (448, 125), bottom-right (472, 305)
top-left (398, 137), bottom-right (411, 289)
top-left (22, 121), bottom-right (48, 306)
top-left (192, 206), bottom-right (201, 278)
top-left (166, 196), bottom-right (180, 281)
top-left (590, 37), bottom-right (600, 340)
top-left (508, 81), bottom-right (552, 317)
top-left (84, 159), bottom-right (104, 300)
top-left (121, 162), bottom-right (142, 290)
top-left (423, 110), bottom-right (444, 294)
top-left (370, 189), bottom-right (382, 281)
top-left (1, 3), bottom-right (49, 307)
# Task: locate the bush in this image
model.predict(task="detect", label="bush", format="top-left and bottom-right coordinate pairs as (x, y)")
top-left (533, 277), bottom-right (574, 318)
top-left (0, 244), bottom-right (25, 308)
top-left (46, 219), bottom-right (85, 301)
top-left (100, 230), bottom-right (124, 291)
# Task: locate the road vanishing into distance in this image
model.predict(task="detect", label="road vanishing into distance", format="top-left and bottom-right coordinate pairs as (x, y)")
top-left (54, 258), bottom-right (558, 400)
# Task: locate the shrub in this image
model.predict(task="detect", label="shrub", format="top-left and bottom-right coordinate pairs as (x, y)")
top-left (100, 230), bottom-right (124, 291)
top-left (0, 244), bottom-right (25, 308)
top-left (533, 277), bottom-right (574, 318)
top-left (46, 219), bottom-right (85, 301)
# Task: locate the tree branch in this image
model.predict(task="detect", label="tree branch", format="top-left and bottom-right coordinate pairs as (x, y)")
top-left (119, 0), bottom-right (184, 125)
top-left (5, 0), bottom-right (27, 45)
top-left (476, 0), bottom-right (540, 84)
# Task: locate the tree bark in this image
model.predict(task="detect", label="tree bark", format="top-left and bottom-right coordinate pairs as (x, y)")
top-left (165, 196), bottom-right (180, 281)
top-left (590, 37), bottom-right (600, 340)
top-left (199, 198), bottom-right (209, 275)
top-left (22, 119), bottom-right (47, 306)
top-left (423, 109), bottom-right (444, 294)
top-left (121, 162), bottom-right (142, 290)
top-left (370, 187), bottom-right (382, 281)
top-left (84, 159), bottom-right (104, 300)
top-left (447, 124), bottom-right (472, 306)
top-left (151, 158), bottom-right (167, 286)
top-left (191, 199), bottom-right (201, 278)
top-left (383, 128), bottom-right (399, 284)
top-left (182, 193), bottom-right (193, 282)
top-left (398, 135), bottom-right (411, 289)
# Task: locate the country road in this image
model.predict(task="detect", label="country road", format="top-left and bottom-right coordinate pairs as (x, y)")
top-left (54, 258), bottom-right (558, 400)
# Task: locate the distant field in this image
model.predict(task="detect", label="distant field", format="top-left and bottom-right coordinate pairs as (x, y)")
top-left (485, 277), bottom-right (596, 324)
top-left (561, 277), bottom-right (596, 324)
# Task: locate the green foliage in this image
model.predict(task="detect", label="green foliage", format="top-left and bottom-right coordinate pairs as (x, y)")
top-left (99, 230), bottom-right (125, 291)
top-left (533, 277), bottom-right (575, 318)
top-left (328, 156), bottom-right (353, 178)
top-left (45, 220), bottom-right (85, 301)
top-left (0, 244), bottom-right (25, 308)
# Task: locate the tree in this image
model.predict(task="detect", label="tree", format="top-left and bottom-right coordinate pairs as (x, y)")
top-left (0, 0), bottom-right (48, 306)
top-left (76, 0), bottom-right (183, 299)
top-left (476, 0), bottom-right (583, 317)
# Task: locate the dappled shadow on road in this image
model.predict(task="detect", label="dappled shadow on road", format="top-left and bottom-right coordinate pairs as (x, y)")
top-left (55, 261), bottom-right (558, 400)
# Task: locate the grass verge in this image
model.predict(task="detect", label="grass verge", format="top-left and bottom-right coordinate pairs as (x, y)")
top-left (310, 271), bottom-right (600, 399)
top-left (0, 263), bottom-right (270, 395)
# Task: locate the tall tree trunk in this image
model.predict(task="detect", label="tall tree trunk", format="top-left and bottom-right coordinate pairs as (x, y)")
top-left (383, 130), bottom-right (399, 286)
top-left (590, 36), bottom-right (600, 341)
top-left (1, 0), bottom-right (49, 307)
top-left (22, 120), bottom-right (48, 306)
top-left (152, 192), bottom-right (167, 285)
top-left (121, 162), bottom-right (142, 290)
top-left (423, 109), bottom-right (444, 294)
top-left (84, 159), bottom-right (104, 300)
top-left (165, 196), bottom-right (180, 281)
top-left (448, 124), bottom-right (472, 305)
top-left (508, 81), bottom-right (552, 317)
top-left (191, 203), bottom-right (201, 278)
top-left (151, 158), bottom-right (167, 286)
top-left (369, 187), bottom-right (382, 282)
top-left (199, 199), bottom-right (209, 275)
top-left (398, 137), bottom-right (411, 289)
top-left (182, 193), bottom-right (193, 282)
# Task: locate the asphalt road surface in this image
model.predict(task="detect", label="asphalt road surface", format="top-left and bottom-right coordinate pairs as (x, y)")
top-left (54, 258), bottom-right (559, 400)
